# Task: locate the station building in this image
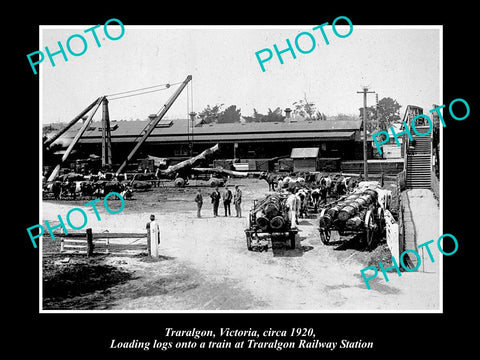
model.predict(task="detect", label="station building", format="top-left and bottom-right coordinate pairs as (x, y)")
top-left (52, 115), bottom-right (373, 170)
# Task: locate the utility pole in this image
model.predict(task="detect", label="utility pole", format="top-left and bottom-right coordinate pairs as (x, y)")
top-left (357, 87), bottom-right (375, 180)
top-left (101, 97), bottom-right (112, 168)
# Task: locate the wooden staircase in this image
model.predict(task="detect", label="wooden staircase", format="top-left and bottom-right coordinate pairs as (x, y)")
top-left (406, 126), bottom-right (432, 189)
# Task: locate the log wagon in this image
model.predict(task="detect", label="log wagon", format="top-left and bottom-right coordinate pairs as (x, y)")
top-left (245, 193), bottom-right (298, 251)
top-left (318, 188), bottom-right (385, 249)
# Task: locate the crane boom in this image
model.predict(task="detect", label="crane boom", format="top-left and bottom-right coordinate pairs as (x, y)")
top-left (115, 75), bottom-right (192, 175)
top-left (43, 97), bottom-right (102, 148)
top-left (47, 97), bottom-right (105, 181)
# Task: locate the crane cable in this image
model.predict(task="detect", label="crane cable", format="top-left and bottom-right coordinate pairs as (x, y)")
top-left (186, 79), bottom-right (195, 148)
top-left (106, 81), bottom-right (184, 101)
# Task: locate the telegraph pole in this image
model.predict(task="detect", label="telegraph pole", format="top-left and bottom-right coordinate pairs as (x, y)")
top-left (357, 87), bottom-right (375, 180)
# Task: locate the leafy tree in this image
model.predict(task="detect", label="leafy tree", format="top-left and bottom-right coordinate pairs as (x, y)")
top-left (252, 108), bottom-right (264, 122)
top-left (292, 94), bottom-right (323, 120)
top-left (262, 107), bottom-right (285, 122)
top-left (358, 106), bottom-right (377, 133)
top-left (199, 104), bottom-right (224, 124)
top-left (359, 97), bottom-right (401, 133)
top-left (244, 107), bottom-right (285, 123)
top-left (218, 105), bottom-right (242, 123)
top-left (377, 97), bottom-right (401, 130)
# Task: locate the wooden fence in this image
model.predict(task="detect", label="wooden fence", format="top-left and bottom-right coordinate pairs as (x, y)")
top-left (56, 228), bottom-right (147, 256)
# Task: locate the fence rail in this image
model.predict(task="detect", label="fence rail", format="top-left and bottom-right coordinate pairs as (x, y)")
top-left (51, 228), bottom-right (147, 256)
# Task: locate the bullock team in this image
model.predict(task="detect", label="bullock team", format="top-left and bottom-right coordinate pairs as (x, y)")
top-left (41, 171), bottom-right (155, 200)
top-left (259, 171), bottom-right (363, 225)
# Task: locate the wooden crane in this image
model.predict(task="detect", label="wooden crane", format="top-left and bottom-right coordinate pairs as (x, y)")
top-left (44, 75), bottom-right (192, 181)
top-left (115, 75), bottom-right (192, 175)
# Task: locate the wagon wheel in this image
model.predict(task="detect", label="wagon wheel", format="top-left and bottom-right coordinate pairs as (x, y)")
top-left (246, 232), bottom-right (253, 251)
top-left (377, 207), bottom-right (386, 238)
top-left (364, 210), bottom-right (377, 249)
top-left (319, 227), bottom-right (331, 245)
top-left (288, 231), bottom-right (296, 249)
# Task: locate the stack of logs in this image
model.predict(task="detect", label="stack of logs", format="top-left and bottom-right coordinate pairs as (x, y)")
top-left (254, 194), bottom-right (289, 231)
top-left (319, 189), bottom-right (378, 230)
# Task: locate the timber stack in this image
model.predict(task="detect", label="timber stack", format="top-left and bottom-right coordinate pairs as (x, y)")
top-left (253, 194), bottom-right (290, 232)
top-left (319, 189), bottom-right (378, 231)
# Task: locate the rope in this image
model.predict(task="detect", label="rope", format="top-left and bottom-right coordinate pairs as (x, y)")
top-left (106, 83), bottom-right (170, 97)
top-left (108, 87), bottom-right (170, 101)
top-left (152, 81), bottom-right (185, 115)
top-left (106, 81), bottom-right (184, 101)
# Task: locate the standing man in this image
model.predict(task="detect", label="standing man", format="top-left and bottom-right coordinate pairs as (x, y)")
top-left (146, 214), bottom-right (160, 258)
top-left (210, 186), bottom-right (221, 217)
top-left (194, 188), bottom-right (203, 218)
top-left (234, 185), bottom-right (242, 217)
top-left (286, 189), bottom-right (297, 228)
top-left (223, 186), bottom-right (233, 216)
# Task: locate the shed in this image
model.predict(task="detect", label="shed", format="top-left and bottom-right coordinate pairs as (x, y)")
top-left (290, 147), bottom-right (320, 172)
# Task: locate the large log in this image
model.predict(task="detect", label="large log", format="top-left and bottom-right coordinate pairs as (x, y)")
top-left (264, 201), bottom-right (281, 218)
top-left (332, 191), bottom-right (377, 222)
top-left (270, 215), bottom-right (286, 230)
top-left (162, 144), bottom-right (220, 176)
top-left (253, 193), bottom-right (290, 231)
top-left (337, 202), bottom-right (361, 221)
top-left (256, 215), bottom-right (270, 231)
top-left (345, 209), bottom-right (367, 229)
top-left (319, 189), bottom-right (379, 230)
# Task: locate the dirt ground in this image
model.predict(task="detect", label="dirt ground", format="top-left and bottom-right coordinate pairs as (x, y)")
top-left (41, 177), bottom-right (440, 311)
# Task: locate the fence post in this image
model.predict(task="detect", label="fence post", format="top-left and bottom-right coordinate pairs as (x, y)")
top-left (86, 228), bottom-right (94, 257)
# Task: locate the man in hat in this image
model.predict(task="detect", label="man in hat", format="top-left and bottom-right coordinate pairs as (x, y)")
top-left (234, 185), bottom-right (242, 217)
top-left (146, 214), bottom-right (160, 258)
top-left (194, 188), bottom-right (203, 218)
top-left (286, 188), bottom-right (297, 228)
top-left (223, 185), bottom-right (233, 217)
top-left (210, 186), bottom-right (221, 217)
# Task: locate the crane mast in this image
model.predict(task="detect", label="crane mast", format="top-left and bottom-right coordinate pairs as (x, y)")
top-left (115, 74), bottom-right (192, 175)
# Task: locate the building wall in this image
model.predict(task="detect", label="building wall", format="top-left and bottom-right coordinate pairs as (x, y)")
top-left (293, 158), bottom-right (317, 172)
top-left (48, 137), bottom-right (364, 171)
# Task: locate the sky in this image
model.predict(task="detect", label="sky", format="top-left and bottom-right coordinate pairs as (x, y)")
top-left (40, 25), bottom-right (441, 124)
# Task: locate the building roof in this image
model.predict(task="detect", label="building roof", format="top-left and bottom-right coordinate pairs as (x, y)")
top-left (57, 118), bottom-right (362, 145)
top-left (290, 147), bottom-right (320, 158)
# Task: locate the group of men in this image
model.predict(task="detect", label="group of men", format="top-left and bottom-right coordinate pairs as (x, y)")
top-left (194, 185), bottom-right (242, 218)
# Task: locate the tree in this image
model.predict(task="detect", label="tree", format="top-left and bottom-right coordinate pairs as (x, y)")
top-left (292, 93), bottom-right (323, 120)
top-left (359, 97), bottom-right (401, 133)
top-left (199, 104), bottom-right (224, 124)
top-left (262, 107), bottom-right (285, 122)
top-left (244, 107), bottom-right (285, 123)
top-left (358, 105), bottom-right (377, 133)
top-left (377, 97), bottom-right (401, 131)
top-left (218, 105), bottom-right (242, 123)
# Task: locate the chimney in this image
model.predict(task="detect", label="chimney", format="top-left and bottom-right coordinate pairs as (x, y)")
top-left (284, 108), bottom-right (292, 119)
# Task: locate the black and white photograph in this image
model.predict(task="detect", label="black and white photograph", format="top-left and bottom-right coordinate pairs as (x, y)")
top-left (14, 4), bottom-right (477, 356)
top-left (39, 24), bottom-right (441, 312)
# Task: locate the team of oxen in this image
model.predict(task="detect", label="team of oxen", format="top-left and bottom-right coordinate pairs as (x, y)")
top-left (42, 172), bottom-right (156, 200)
top-left (259, 172), bottom-right (363, 221)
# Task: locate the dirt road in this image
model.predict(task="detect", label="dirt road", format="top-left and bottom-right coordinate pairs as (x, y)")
top-left (41, 178), bottom-right (440, 311)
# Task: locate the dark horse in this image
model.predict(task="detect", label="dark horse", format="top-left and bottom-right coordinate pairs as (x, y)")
top-left (259, 172), bottom-right (278, 191)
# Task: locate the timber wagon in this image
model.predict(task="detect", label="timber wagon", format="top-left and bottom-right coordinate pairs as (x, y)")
top-left (245, 193), bottom-right (298, 251)
top-left (318, 188), bottom-right (385, 249)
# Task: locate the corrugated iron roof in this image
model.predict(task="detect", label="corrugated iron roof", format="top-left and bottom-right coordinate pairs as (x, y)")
top-left (78, 131), bottom-right (355, 144)
top-left (57, 118), bottom-right (361, 144)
